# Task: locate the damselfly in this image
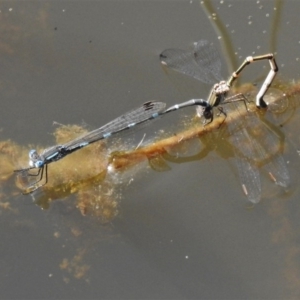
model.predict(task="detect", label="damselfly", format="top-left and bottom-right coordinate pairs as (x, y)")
top-left (160, 40), bottom-right (277, 120)
top-left (159, 40), bottom-right (289, 203)
top-left (14, 101), bottom-right (168, 194)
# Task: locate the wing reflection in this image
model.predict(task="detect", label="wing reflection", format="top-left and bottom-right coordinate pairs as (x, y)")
top-left (226, 101), bottom-right (289, 203)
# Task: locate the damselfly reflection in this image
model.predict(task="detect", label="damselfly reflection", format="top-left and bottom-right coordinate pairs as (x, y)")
top-left (226, 102), bottom-right (289, 202)
top-left (7, 79), bottom-right (299, 215)
top-left (159, 40), bottom-right (289, 203)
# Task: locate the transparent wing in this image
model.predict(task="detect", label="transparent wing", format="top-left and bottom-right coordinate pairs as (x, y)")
top-left (226, 101), bottom-right (289, 203)
top-left (247, 114), bottom-right (290, 188)
top-left (63, 101), bottom-right (166, 151)
top-left (227, 113), bottom-right (262, 203)
top-left (160, 39), bottom-right (222, 84)
top-left (193, 40), bottom-right (222, 82)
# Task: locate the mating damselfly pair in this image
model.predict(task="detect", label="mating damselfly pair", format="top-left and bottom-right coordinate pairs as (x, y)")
top-left (14, 40), bottom-right (289, 203)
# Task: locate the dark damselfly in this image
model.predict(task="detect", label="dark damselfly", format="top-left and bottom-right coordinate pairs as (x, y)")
top-left (159, 40), bottom-right (289, 203)
top-left (15, 101), bottom-right (170, 194)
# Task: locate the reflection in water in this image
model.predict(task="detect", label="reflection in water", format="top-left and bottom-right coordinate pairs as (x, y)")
top-left (1, 1), bottom-right (300, 291)
top-left (226, 96), bottom-right (290, 202)
top-left (2, 80), bottom-right (300, 285)
top-left (0, 79), bottom-right (297, 219)
top-left (200, 0), bottom-right (283, 73)
top-left (159, 38), bottom-right (286, 203)
top-left (15, 124), bottom-right (119, 222)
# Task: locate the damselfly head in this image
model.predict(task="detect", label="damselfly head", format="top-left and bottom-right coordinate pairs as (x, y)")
top-left (196, 106), bottom-right (213, 120)
top-left (203, 107), bottom-right (213, 120)
top-left (29, 150), bottom-right (43, 168)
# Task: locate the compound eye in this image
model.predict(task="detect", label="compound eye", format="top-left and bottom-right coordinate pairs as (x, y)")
top-left (29, 149), bottom-right (38, 158)
top-left (35, 160), bottom-right (44, 168)
top-left (203, 109), bottom-right (212, 120)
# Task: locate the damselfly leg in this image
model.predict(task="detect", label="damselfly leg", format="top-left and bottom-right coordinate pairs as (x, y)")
top-left (14, 101), bottom-right (167, 193)
top-left (160, 40), bottom-right (278, 111)
top-left (15, 165), bottom-right (48, 194)
top-left (226, 54), bottom-right (278, 107)
top-left (159, 40), bottom-right (286, 203)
